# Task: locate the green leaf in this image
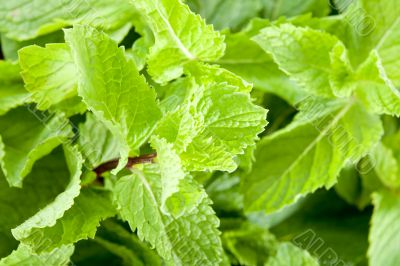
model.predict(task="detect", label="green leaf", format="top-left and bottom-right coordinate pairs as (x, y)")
top-left (261, 0), bottom-right (330, 20)
top-left (375, 18), bottom-right (400, 87)
top-left (353, 51), bottom-right (400, 116)
top-left (369, 190), bottom-right (400, 266)
top-left (265, 243), bottom-right (319, 266)
top-left (150, 136), bottom-right (203, 217)
top-left (14, 188), bottom-right (116, 253)
top-left (187, 0), bottom-right (262, 31)
top-left (0, 61), bottom-right (29, 115)
top-left (65, 25), bottom-right (162, 173)
top-left (0, 107), bottom-right (73, 187)
top-left (0, 147), bottom-right (75, 257)
top-left (12, 145), bottom-right (83, 244)
top-left (77, 113), bottom-right (120, 168)
top-left (95, 220), bottom-right (162, 266)
top-left (155, 65), bottom-right (267, 172)
top-left (0, 31), bottom-right (65, 61)
top-left (216, 21), bottom-right (306, 105)
top-left (0, 0), bottom-right (135, 41)
top-left (0, 244), bottom-right (74, 266)
top-left (356, 0), bottom-right (400, 63)
top-left (253, 24), bottom-right (341, 97)
top-left (369, 142), bottom-right (400, 190)
top-left (130, 0), bottom-right (225, 83)
top-left (18, 43), bottom-right (77, 110)
top-left (112, 164), bottom-right (223, 265)
top-left (222, 222), bottom-right (277, 265)
top-left (334, 166), bottom-right (371, 209)
top-left (329, 42), bottom-right (355, 98)
top-left (243, 100), bottom-right (383, 213)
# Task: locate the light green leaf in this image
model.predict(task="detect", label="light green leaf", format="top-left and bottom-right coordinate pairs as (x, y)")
top-left (14, 188), bottom-right (116, 253)
top-left (155, 65), bottom-right (267, 172)
top-left (0, 147), bottom-right (75, 257)
top-left (0, 244), bottom-right (74, 266)
top-left (150, 136), bottom-right (203, 217)
top-left (369, 142), bottom-right (400, 190)
top-left (261, 0), bottom-right (330, 20)
top-left (369, 190), bottom-right (400, 266)
top-left (0, 107), bottom-right (73, 187)
top-left (216, 22), bottom-right (306, 105)
top-left (243, 100), bottom-right (383, 213)
top-left (329, 42), bottom-right (355, 98)
top-left (131, 0), bottom-right (225, 83)
top-left (12, 145), bottom-right (83, 243)
top-left (18, 44), bottom-right (77, 110)
top-left (0, 0), bottom-right (135, 41)
top-left (375, 17), bottom-right (400, 87)
top-left (0, 61), bottom-right (29, 115)
top-left (356, 0), bottom-right (400, 63)
top-left (112, 164), bottom-right (223, 265)
top-left (253, 24), bottom-right (341, 97)
top-left (65, 25), bottom-right (162, 173)
top-left (265, 243), bottom-right (319, 266)
top-left (187, 0), bottom-right (262, 30)
top-left (78, 113), bottom-right (120, 168)
top-left (354, 51), bottom-right (400, 116)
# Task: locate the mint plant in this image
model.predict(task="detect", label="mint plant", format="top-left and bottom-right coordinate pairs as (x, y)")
top-left (0, 0), bottom-right (399, 265)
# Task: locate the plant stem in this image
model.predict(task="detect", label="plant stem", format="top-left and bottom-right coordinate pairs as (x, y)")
top-left (93, 153), bottom-right (157, 177)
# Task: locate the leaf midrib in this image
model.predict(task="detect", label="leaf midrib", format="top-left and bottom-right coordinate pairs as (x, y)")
top-left (251, 100), bottom-right (355, 210)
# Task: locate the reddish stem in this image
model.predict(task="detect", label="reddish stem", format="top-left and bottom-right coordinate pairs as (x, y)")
top-left (93, 153), bottom-right (157, 177)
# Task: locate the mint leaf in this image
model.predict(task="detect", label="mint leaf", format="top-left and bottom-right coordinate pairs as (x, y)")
top-left (0, 244), bottom-right (74, 266)
top-left (18, 43), bottom-right (77, 110)
top-left (253, 24), bottom-right (341, 97)
top-left (0, 61), bottom-right (29, 115)
top-left (130, 0), bottom-right (225, 83)
top-left (156, 64), bottom-right (267, 172)
top-left (353, 51), bottom-right (400, 116)
top-left (14, 188), bottom-right (116, 253)
top-left (0, 107), bottom-right (73, 187)
top-left (265, 243), bottom-right (319, 266)
top-left (65, 25), bottom-right (162, 173)
top-left (0, 147), bottom-right (76, 257)
top-left (77, 113), bottom-right (120, 168)
top-left (0, 0), bottom-right (135, 41)
top-left (261, 0), bottom-right (330, 20)
top-left (187, 0), bottom-right (262, 30)
top-left (151, 136), bottom-right (204, 217)
top-left (369, 190), bottom-right (400, 266)
top-left (217, 21), bottom-right (306, 105)
top-left (95, 220), bottom-right (162, 266)
top-left (244, 100), bottom-right (383, 213)
top-left (375, 18), bottom-right (400, 87)
top-left (113, 165), bottom-right (223, 265)
top-left (12, 145), bottom-right (83, 244)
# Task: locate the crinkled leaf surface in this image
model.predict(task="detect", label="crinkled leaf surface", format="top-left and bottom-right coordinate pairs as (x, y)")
top-left (65, 25), bottom-right (162, 173)
top-left (18, 43), bottom-right (77, 110)
top-left (130, 0), bottom-right (225, 83)
top-left (113, 164), bottom-right (223, 265)
top-left (0, 244), bottom-right (74, 266)
top-left (14, 188), bottom-right (116, 253)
